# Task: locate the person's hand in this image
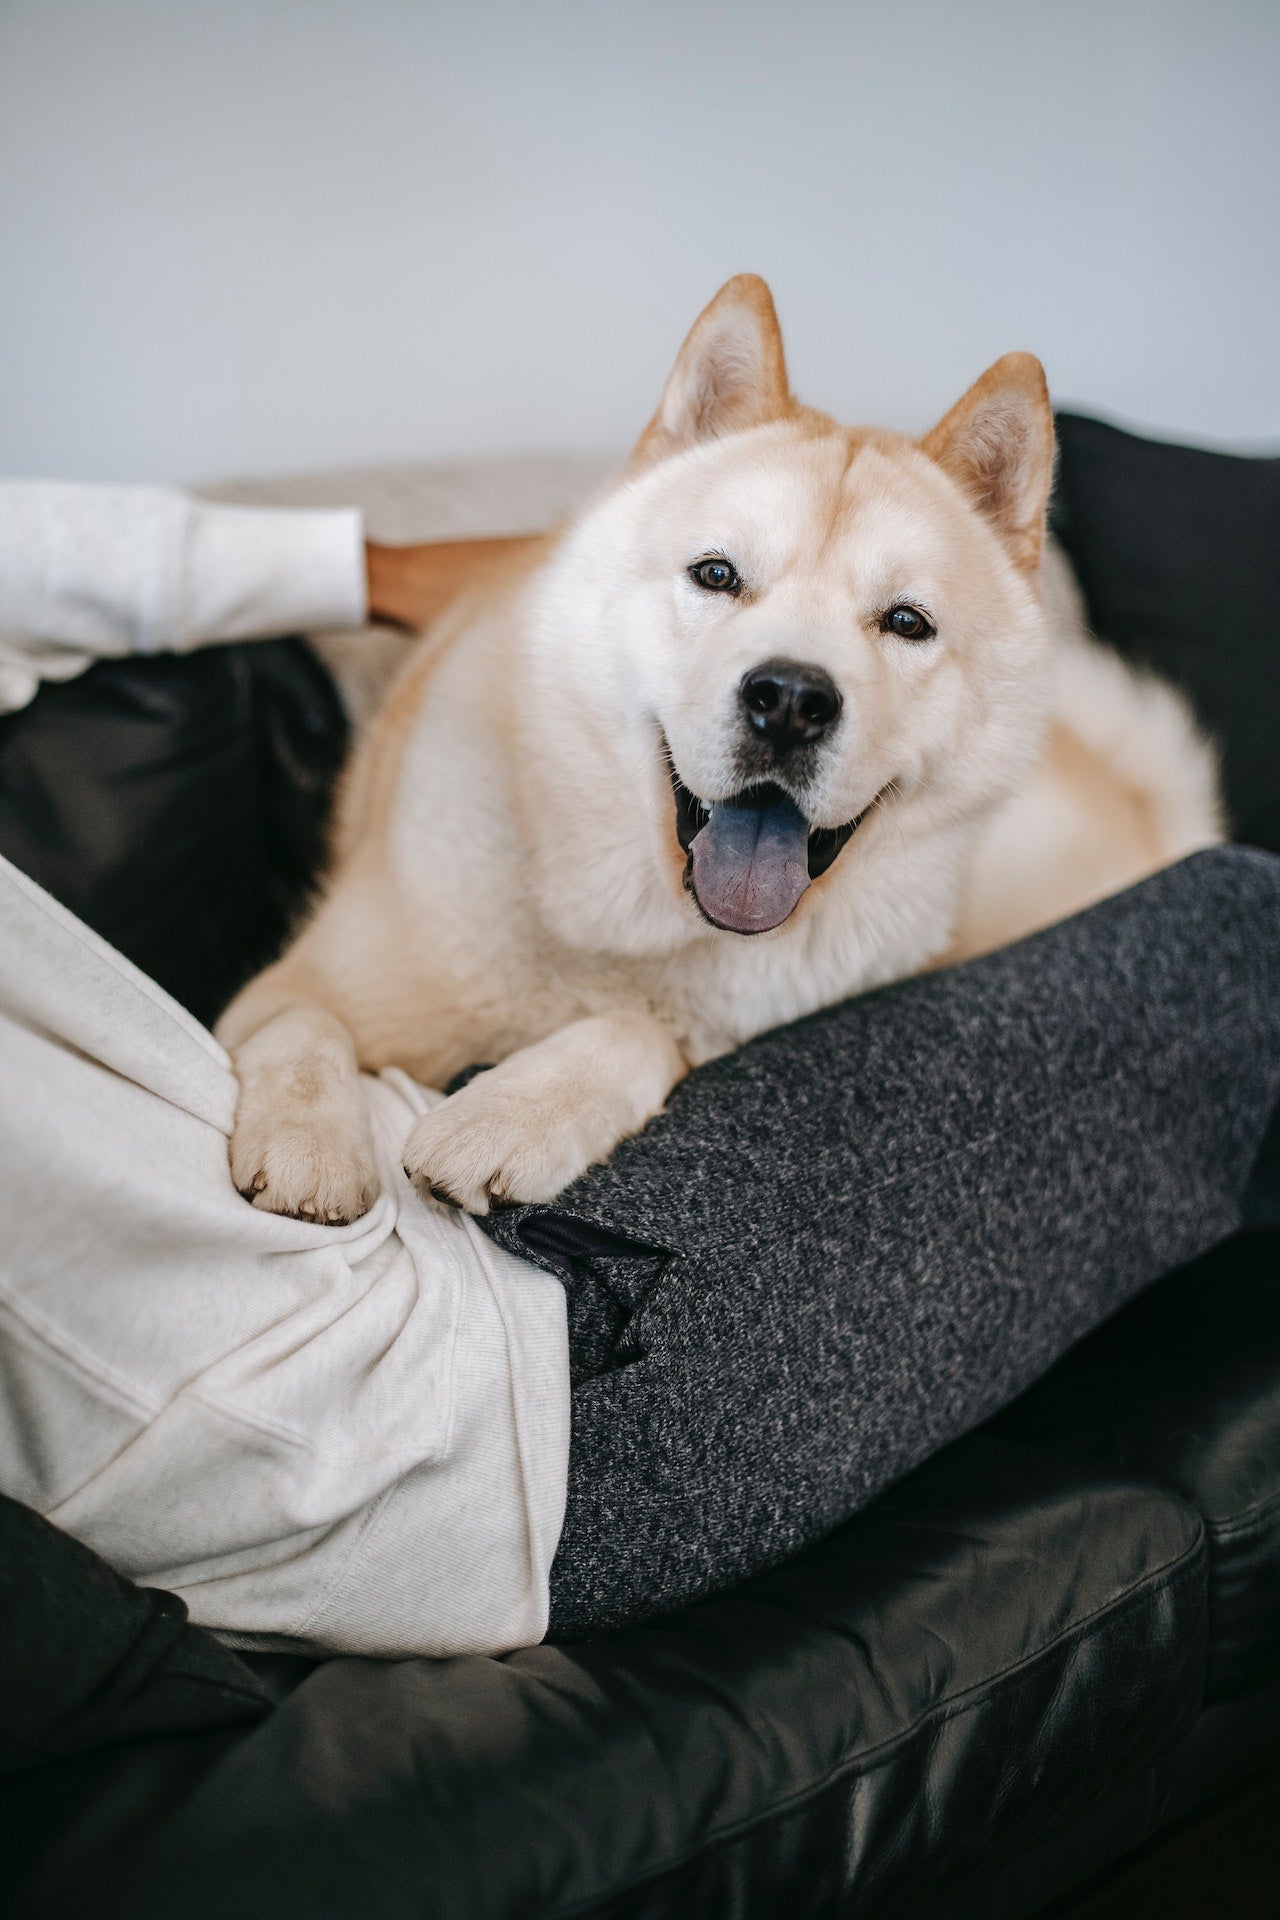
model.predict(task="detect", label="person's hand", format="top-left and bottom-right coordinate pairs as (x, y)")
top-left (364, 534), bottom-right (542, 631)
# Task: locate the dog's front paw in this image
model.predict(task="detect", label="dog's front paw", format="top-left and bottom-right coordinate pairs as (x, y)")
top-left (230, 1112), bottom-right (379, 1224)
top-left (402, 1014), bottom-right (685, 1216)
top-left (401, 1081), bottom-right (595, 1216)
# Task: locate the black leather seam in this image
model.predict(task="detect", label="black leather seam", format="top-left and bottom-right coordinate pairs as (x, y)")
top-left (1207, 1487), bottom-right (1280, 1540)
top-left (556, 1529), bottom-right (1207, 1919)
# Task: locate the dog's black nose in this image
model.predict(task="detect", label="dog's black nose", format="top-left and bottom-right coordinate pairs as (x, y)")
top-left (740, 659), bottom-right (842, 753)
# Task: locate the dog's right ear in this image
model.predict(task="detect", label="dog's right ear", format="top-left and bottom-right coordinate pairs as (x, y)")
top-left (630, 275), bottom-right (792, 469)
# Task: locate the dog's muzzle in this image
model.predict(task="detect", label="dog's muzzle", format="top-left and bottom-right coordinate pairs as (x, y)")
top-left (667, 753), bottom-right (883, 936)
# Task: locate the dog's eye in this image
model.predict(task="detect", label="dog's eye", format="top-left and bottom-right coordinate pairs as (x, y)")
top-left (881, 604), bottom-right (936, 642)
top-left (690, 557), bottom-right (741, 594)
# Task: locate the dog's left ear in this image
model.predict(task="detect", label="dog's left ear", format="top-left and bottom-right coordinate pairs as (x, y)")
top-left (921, 353), bottom-right (1054, 572)
top-left (631, 274), bottom-right (792, 469)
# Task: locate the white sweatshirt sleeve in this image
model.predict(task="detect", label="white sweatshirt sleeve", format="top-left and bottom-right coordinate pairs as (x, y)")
top-left (0, 480), bottom-right (368, 713)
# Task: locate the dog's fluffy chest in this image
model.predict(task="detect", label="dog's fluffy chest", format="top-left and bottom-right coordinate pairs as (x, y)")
top-left (647, 838), bottom-right (965, 1062)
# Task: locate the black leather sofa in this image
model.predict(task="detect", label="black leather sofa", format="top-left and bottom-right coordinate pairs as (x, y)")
top-left (1, 416), bottom-right (1278, 1917)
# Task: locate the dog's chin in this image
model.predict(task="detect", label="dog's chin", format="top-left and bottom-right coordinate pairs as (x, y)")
top-left (665, 748), bottom-right (882, 936)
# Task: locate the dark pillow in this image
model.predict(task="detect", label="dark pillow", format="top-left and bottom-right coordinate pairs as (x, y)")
top-left (0, 638), bottom-right (347, 1027)
top-left (1050, 411), bottom-right (1280, 854)
top-left (0, 1492), bottom-right (272, 1782)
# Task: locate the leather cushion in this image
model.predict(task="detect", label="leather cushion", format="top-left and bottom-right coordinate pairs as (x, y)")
top-left (1050, 411), bottom-right (1280, 854)
top-left (0, 640), bottom-right (347, 1027)
top-left (0, 1494), bottom-right (271, 1782)
top-left (993, 1229), bottom-right (1280, 1701)
top-left (4, 1437), bottom-right (1205, 1920)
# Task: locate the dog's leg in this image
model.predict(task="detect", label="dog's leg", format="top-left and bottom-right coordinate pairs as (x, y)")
top-left (401, 1012), bottom-right (687, 1215)
top-left (217, 970), bottom-right (379, 1224)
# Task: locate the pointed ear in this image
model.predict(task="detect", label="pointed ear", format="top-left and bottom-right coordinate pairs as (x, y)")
top-left (920, 353), bottom-right (1055, 571)
top-left (631, 275), bottom-right (792, 468)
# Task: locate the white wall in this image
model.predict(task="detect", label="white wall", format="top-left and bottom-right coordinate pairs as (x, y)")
top-left (2, 0), bottom-right (1277, 483)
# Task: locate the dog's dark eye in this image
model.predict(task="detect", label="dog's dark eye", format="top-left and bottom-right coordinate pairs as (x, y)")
top-left (690, 557), bottom-right (740, 594)
top-left (882, 604), bottom-right (936, 642)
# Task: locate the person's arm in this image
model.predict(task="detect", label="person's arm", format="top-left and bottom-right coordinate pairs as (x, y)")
top-left (0, 481), bottom-right (544, 715)
top-left (0, 479), bottom-right (366, 652)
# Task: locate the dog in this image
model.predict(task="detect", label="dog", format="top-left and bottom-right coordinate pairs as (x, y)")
top-left (217, 274), bottom-right (1222, 1221)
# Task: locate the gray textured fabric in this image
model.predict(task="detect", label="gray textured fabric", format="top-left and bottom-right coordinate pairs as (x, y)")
top-left (481, 849), bottom-right (1280, 1638)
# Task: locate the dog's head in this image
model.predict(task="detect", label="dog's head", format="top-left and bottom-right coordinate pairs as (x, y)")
top-left (531, 275), bottom-right (1055, 946)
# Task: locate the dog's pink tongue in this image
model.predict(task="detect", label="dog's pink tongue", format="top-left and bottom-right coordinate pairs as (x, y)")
top-left (689, 793), bottom-right (811, 934)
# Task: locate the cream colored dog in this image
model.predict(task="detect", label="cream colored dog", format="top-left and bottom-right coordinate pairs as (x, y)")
top-left (218, 275), bottom-right (1221, 1221)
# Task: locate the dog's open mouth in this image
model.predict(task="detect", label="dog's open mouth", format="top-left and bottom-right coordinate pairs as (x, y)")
top-left (668, 757), bottom-right (881, 935)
